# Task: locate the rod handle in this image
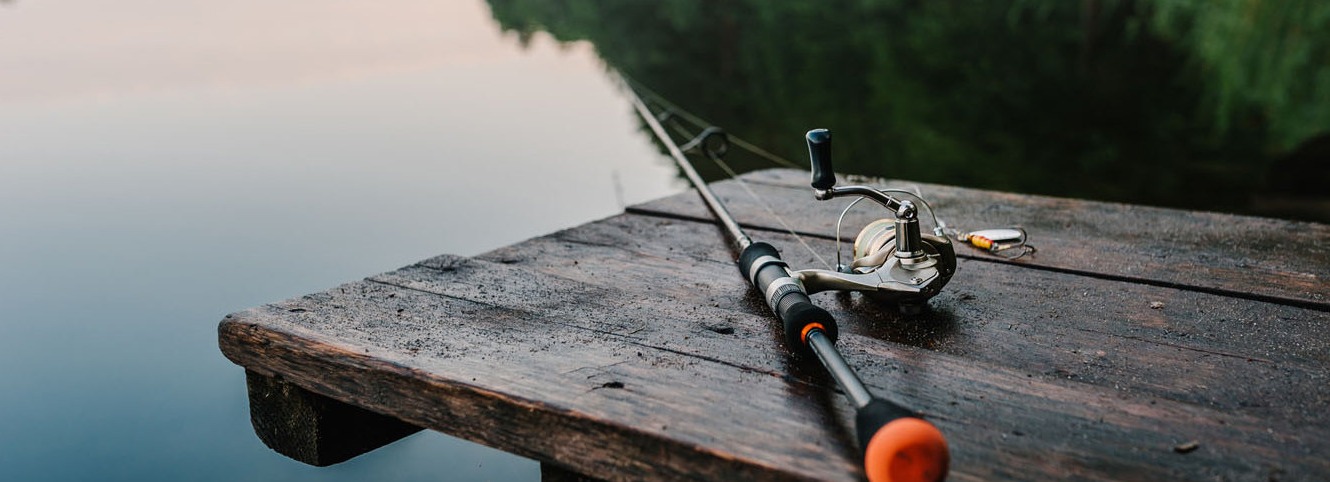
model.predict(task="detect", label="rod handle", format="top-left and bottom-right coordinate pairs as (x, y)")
top-left (807, 128), bottom-right (835, 190)
top-left (856, 399), bottom-right (949, 482)
top-left (738, 242), bottom-right (837, 351)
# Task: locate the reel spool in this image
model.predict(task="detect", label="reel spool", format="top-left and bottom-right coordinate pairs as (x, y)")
top-left (853, 219), bottom-right (898, 265)
top-left (816, 208), bottom-right (957, 311)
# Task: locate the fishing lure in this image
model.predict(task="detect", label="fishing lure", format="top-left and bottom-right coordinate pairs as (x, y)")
top-left (946, 227), bottom-right (1037, 259)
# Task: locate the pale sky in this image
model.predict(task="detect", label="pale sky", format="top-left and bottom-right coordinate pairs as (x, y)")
top-left (0, 0), bottom-right (582, 105)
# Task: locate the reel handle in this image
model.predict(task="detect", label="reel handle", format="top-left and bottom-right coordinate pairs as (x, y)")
top-left (807, 129), bottom-right (836, 190)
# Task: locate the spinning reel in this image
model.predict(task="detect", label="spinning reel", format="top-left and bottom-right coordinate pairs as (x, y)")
top-left (670, 119), bottom-right (957, 315)
top-left (793, 129), bottom-right (957, 314)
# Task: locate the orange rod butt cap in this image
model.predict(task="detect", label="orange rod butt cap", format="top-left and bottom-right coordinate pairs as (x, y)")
top-left (863, 417), bottom-right (949, 482)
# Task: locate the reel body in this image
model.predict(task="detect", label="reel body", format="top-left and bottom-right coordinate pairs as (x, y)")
top-left (850, 219), bottom-right (957, 302)
top-left (795, 217), bottom-right (956, 312)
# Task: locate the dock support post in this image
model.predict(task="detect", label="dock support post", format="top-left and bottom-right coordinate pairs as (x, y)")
top-left (541, 462), bottom-right (605, 482)
top-left (245, 369), bottom-right (422, 466)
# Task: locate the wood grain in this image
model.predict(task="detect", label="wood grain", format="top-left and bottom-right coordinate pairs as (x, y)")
top-left (218, 172), bottom-right (1329, 481)
top-left (629, 169), bottom-right (1330, 310)
top-left (481, 214), bottom-right (1330, 428)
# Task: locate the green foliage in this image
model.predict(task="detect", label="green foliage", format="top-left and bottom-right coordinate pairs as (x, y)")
top-left (1150, 0), bottom-right (1330, 150)
top-left (486, 0), bottom-right (1329, 219)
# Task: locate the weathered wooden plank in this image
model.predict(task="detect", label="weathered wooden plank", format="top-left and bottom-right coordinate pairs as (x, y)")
top-left (628, 169), bottom-right (1330, 310)
top-left (220, 215), bottom-right (1329, 481)
top-left (478, 214), bottom-right (1330, 428)
top-left (393, 249), bottom-right (1328, 480)
top-left (244, 369), bottom-right (422, 466)
top-left (219, 169), bottom-right (1329, 480)
top-left (221, 280), bottom-right (859, 482)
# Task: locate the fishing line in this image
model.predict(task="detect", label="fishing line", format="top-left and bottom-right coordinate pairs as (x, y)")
top-left (626, 76), bottom-right (803, 170)
top-left (709, 146), bottom-right (835, 271)
top-left (621, 75), bottom-right (952, 482)
top-left (626, 76), bottom-right (1035, 262)
top-left (660, 118), bottom-right (834, 270)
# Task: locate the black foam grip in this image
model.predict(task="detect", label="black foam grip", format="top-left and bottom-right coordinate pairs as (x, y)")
top-left (737, 242), bottom-right (780, 283)
top-left (807, 129), bottom-right (835, 190)
top-left (778, 299), bottom-right (836, 351)
top-left (738, 243), bottom-right (838, 351)
top-left (855, 398), bottom-right (916, 453)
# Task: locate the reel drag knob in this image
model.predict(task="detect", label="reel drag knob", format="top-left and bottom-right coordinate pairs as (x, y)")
top-left (807, 129), bottom-right (836, 190)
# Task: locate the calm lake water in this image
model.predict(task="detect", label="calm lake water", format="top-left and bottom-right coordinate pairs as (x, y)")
top-left (492, 0), bottom-right (1330, 223)
top-left (4, 1), bottom-right (1327, 481)
top-left (0, 1), bottom-right (676, 480)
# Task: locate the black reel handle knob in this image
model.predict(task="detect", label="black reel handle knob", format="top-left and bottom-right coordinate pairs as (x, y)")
top-left (806, 128), bottom-right (835, 190)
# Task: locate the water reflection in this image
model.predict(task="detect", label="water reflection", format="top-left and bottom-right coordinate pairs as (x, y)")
top-left (489, 0), bottom-right (1330, 222)
top-left (0, 1), bottom-right (678, 481)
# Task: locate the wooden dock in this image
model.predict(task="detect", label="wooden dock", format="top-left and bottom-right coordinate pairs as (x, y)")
top-left (218, 168), bottom-right (1329, 481)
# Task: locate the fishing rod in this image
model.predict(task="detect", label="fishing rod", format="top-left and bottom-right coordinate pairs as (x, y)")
top-left (624, 82), bottom-right (951, 482)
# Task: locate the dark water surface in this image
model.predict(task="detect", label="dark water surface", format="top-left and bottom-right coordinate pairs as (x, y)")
top-left (0, 1), bottom-right (675, 481)
top-left (493, 0), bottom-right (1330, 222)
top-left (4, 1), bottom-right (1328, 481)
